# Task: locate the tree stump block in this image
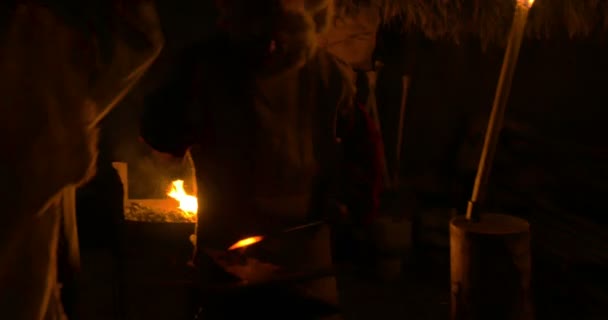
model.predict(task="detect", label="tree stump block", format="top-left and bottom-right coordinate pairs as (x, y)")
top-left (450, 213), bottom-right (533, 320)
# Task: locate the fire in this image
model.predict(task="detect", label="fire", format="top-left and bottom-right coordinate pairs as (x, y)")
top-left (167, 180), bottom-right (198, 217)
top-left (228, 236), bottom-right (264, 251)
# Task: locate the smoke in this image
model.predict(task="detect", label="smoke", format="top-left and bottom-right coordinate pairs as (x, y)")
top-left (100, 87), bottom-right (195, 199)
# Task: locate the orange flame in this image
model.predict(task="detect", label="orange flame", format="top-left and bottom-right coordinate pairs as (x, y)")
top-left (228, 236), bottom-right (264, 251)
top-left (167, 180), bottom-right (198, 217)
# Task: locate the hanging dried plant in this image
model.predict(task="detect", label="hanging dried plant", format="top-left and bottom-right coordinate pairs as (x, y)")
top-left (337, 0), bottom-right (608, 44)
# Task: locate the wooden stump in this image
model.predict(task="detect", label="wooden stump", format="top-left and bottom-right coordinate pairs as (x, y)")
top-left (450, 213), bottom-right (533, 320)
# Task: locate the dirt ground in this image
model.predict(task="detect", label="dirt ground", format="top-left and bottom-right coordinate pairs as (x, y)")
top-left (74, 246), bottom-right (450, 320)
top-left (71, 212), bottom-right (607, 320)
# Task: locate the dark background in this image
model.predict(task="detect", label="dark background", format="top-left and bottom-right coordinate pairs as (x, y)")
top-left (77, 1), bottom-right (608, 318)
top-left (102, 1), bottom-right (608, 225)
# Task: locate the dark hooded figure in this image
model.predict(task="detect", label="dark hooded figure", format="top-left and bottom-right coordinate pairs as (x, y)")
top-left (140, 0), bottom-right (382, 317)
top-left (0, 1), bottom-right (162, 319)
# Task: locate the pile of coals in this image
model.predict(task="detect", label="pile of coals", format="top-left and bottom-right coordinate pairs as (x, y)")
top-left (125, 201), bottom-right (196, 223)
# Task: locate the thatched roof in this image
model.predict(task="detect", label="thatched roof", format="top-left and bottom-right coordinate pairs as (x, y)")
top-left (337, 0), bottom-right (608, 44)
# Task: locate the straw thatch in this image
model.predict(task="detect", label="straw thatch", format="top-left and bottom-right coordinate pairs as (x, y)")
top-left (337, 0), bottom-right (608, 44)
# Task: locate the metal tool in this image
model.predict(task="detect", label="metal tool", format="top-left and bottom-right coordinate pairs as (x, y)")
top-left (227, 219), bottom-right (327, 251)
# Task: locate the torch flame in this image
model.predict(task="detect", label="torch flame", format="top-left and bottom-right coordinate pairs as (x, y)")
top-left (228, 236), bottom-right (264, 251)
top-left (167, 180), bottom-right (198, 216)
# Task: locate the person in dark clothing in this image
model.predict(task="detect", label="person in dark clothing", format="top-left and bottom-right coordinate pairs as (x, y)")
top-left (140, 0), bottom-right (382, 318)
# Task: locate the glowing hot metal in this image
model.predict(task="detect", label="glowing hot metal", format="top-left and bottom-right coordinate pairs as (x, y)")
top-left (228, 236), bottom-right (264, 251)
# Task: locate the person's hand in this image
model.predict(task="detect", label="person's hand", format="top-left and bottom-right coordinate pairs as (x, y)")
top-left (223, 258), bottom-right (281, 283)
top-left (205, 249), bottom-right (280, 283)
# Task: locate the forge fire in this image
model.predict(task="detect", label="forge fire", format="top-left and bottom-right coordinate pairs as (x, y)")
top-left (125, 179), bottom-right (198, 223)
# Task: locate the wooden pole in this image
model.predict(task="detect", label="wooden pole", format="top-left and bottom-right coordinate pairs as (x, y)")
top-left (367, 65), bottom-right (392, 190)
top-left (393, 75), bottom-right (411, 187)
top-left (466, 0), bottom-right (533, 222)
top-left (451, 1), bottom-right (535, 319)
top-left (450, 214), bottom-right (533, 320)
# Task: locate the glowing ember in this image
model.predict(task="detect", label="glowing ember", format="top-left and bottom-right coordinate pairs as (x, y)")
top-left (167, 180), bottom-right (198, 217)
top-left (228, 236), bottom-right (264, 251)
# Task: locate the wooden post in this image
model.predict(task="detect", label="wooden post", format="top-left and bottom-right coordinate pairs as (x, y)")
top-left (452, 2), bottom-right (536, 318)
top-left (466, 0), bottom-right (533, 221)
top-left (366, 66), bottom-right (392, 190)
top-left (450, 214), bottom-right (533, 320)
top-left (393, 75), bottom-right (411, 187)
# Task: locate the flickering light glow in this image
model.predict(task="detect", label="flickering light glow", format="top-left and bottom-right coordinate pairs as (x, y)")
top-left (228, 236), bottom-right (264, 251)
top-left (167, 180), bottom-right (198, 217)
